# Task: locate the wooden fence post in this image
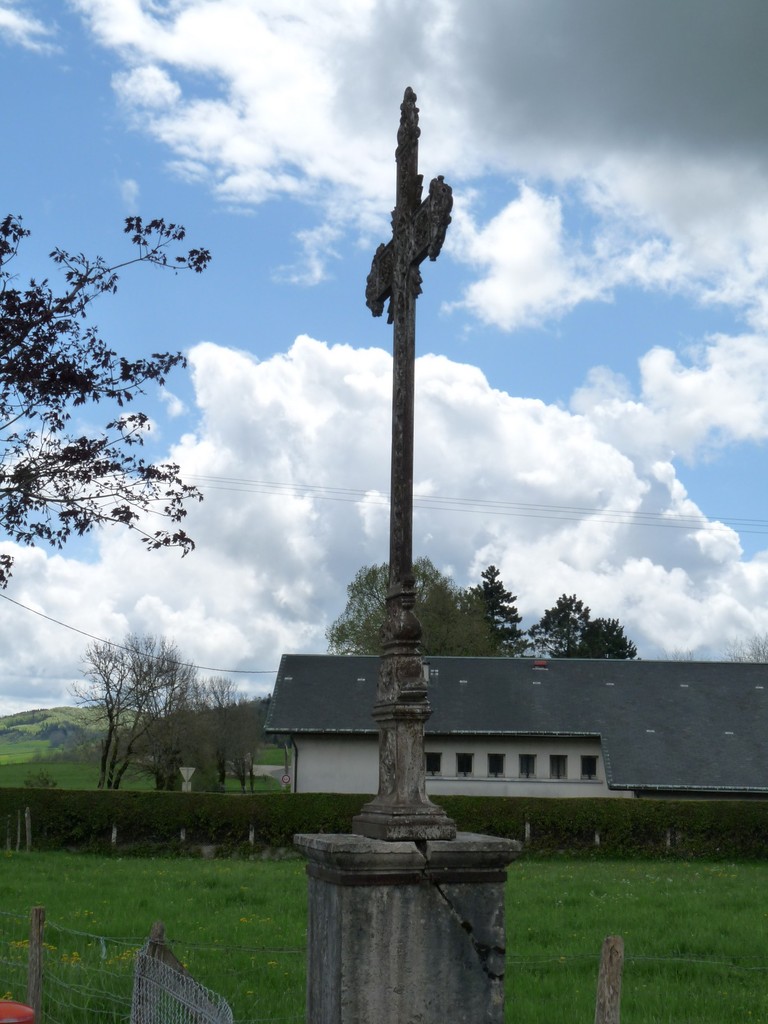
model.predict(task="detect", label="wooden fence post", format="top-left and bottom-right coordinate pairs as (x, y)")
top-left (146, 921), bottom-right (188, 973)
top-left (133, 921), bottom-right (185, 1024)
top-left (27, 905), bottom-right (45, 1024)
top-left (24, 807), bottom-right (31, 852)
top-left (594, 935), bottom-right (623, 1024)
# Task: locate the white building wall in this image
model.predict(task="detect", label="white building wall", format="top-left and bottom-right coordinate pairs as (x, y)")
top-left (293, 736), bottom-right (378, 794)
top-left (292, 734), bottom-right (633, 798)
top-left (425, 736), bottom-right (628, 798)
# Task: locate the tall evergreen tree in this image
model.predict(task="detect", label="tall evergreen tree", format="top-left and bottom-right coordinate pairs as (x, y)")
top-left (528, 594), bottom-right (637, 659)
top-left (528, 593), bottom-right (591, 657)
top-left (470, 564), bottom-right (528, 656)
top-left (581, 617), bottom-right (638, 660)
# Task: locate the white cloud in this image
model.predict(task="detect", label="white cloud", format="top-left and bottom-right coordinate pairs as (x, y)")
top-left (113, 65), bottom-right (181, 109)
top-left (274, 223), bottom-right (342, 286)
top-left (572, 333), bottom-right (768, 461)
top-left (6, 2), bottom-right (768, 713)
top-left (74, 0), bottom-right (389, 200)
top-left (119, 177), bottom-right (140, 205)
top-left (159, 389), bottom-right (186, 418)
top-left (448, 186), bottom-right (612, 330)
top-left (639, 336), bottom-right (768, 452)
top-left (0, 3), bottom-right (56, 52)
top-left (4, 337), bottom-right (768, 713)
top-left (64, 1), bottom-right (768, 324)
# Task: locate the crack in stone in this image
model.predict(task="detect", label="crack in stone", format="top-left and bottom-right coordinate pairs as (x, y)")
top-left (431, 880), bottom-right (505, 981)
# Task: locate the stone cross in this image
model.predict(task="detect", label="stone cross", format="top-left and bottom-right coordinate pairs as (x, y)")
top-left (353, 88), bottom-right (456, 842)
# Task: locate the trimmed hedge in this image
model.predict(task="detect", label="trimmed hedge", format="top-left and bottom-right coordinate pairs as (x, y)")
top-left (0, 789), bottom-right (364, 854)
top-left (437, 795), bottom-right (768, 859)
top-left (1, 788), bottom-right (767, 858)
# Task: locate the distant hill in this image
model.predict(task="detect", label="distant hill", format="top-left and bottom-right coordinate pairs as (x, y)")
top-left (0, 706), bottom-right (100, 762)
top-left (0, 705), bottom-right (280, 790)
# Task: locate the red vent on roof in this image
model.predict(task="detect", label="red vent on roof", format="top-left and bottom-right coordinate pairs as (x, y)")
top-left (533, 659), bottom-right (548, 670)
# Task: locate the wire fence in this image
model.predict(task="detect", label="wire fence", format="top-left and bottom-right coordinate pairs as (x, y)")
top-left (5, 908), bottom-right (768, 1024)
top-left (0, 911), bottom-right (305, 1024)
top-left (131, 929), bottom-right (233, 1024)
top-left (508, 951), bottom-right (768, 972)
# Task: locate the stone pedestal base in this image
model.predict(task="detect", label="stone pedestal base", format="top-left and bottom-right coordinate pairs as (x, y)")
top-left (294, 832), bottom-right (522, 1024)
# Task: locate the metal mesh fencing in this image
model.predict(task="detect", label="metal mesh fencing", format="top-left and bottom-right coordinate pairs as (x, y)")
top-left (0, 910), bottom-right (28, 1000)
top-left (131, 943), bottom-right (233, 1024)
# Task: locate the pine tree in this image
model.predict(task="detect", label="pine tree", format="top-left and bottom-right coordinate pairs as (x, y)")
top-left (470, 565), bottom-right (528, 656)
top-left (580, 617), bottom-right (638, 660)
top-left (528, 593), bottom-right (591, 657)
top-left (528, 594), bottom-right (638, 659)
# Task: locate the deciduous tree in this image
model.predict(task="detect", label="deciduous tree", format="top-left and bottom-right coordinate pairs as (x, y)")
top-left (194, 678), bottom-right (268, 792)
top-left (195, 676), bottom-right (242, 791)
top-left (0, 215), bottom-right (210, 587)
top-left (73, 633), bottom-right (197, 789)
top-left (73, 636), bottom-right (143, 790)
top-left (326, 557), bottom-right (498, 657)
top-left (136, 638), bottom-right (198, 791)
top-left (723, 632), bottom-right (768, 662)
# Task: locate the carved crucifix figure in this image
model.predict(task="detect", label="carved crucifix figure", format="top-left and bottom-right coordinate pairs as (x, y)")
top-left (352, 88), bottom-right (457, 842)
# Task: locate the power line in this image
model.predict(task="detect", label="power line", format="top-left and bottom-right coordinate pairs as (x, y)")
top-left (185, 473), bottom-right (768, 537)
top-left (0, 592), bottom-right (277, 677)
top-left (2, 473), bottom-right (762, 675)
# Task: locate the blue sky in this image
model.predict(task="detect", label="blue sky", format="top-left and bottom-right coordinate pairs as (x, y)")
top-left (2, 1), bottom-right (768, 713)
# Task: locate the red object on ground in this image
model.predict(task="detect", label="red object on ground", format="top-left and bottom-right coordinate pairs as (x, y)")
top-left (0, 1003), bottom-right (34, 1024)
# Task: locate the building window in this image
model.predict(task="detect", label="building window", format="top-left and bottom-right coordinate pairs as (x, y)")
top-left (519, 754), bottom-right (536, 778)
top-left (456, 753), bottom-right (473, 777)
top-left (487, 753), bottom-right (505, 777)
top-left (425, 752), bottom-right (442, 776)
top-left (550, 754), bottom-right (568, 779)
top-left (581, 755), bottom-right (598, 780)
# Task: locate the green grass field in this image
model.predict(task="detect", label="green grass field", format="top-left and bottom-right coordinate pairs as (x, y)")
top-left (2, 853), bottom-right (768, 1024)
top-left (257, 746), bottom-right (291, 767)
top-left (0, 740), bottom-right (53, 765)
top-left (0, 743), bottom-right (287, 792)
top-left (0, 761), bottom-right (156, 790)
top-left (0, 706), bottom-right (287, 791)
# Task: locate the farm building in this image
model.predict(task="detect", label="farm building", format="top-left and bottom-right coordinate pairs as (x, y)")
top-left (265, 654), bottom-right (768, 799)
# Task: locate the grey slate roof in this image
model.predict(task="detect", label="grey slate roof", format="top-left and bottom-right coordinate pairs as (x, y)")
top-left (265, 654), bottom-right (768, 794)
